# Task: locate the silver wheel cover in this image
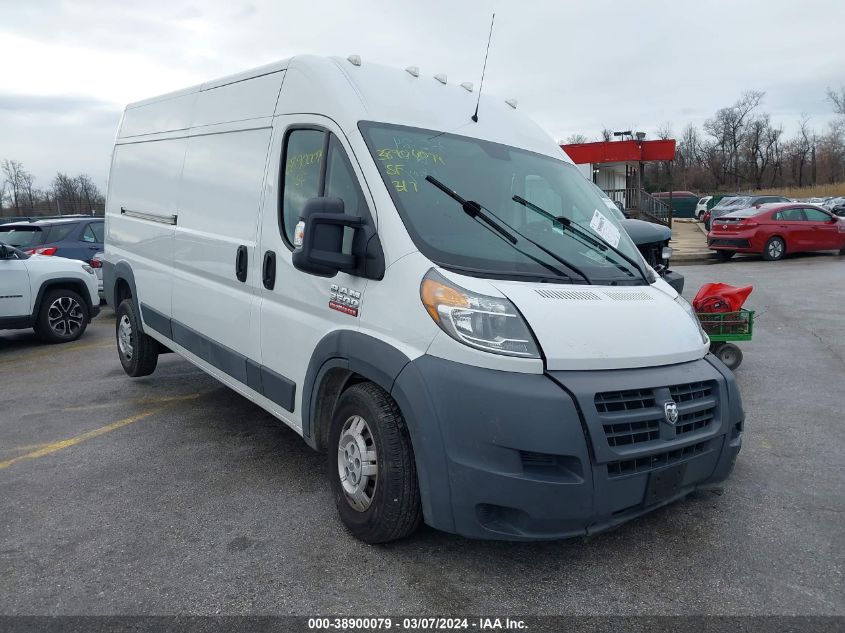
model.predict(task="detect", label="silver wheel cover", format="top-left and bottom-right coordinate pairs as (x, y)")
top-left (337, 415), bottom-right (378, 512)
top-left (117, 314), bottom-right (134, 360)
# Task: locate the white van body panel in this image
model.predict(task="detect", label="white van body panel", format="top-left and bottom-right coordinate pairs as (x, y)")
top-left (489, 280), bottom-right (709, 370)
top-left (106, 137), bottom-right (185, 317)
top-left (172, 123), bottom-right (273, 363)
top-left (256, 114), bottom-right (370, 426)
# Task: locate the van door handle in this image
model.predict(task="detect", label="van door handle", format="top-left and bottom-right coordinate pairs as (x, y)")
top-left (235, 245), bottom-right (248, 282)
top-left (262, 250), bottom-right (276, 290)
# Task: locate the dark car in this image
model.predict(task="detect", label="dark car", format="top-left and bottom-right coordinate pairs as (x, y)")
top-left (607, 206), bottom-right (684, 292)
top-left (708, 203), bottom-right (845, 261)
top-left (0, 217), bottom-right (104, 262)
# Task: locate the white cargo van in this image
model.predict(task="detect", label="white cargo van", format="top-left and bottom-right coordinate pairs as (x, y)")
top-left (104, 55), bottom-right (743, 542)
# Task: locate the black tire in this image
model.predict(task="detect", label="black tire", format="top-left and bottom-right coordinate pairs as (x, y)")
top-left (328, 382), bottom-right (422, 543)
top-left (115, 299), bottom-right (158, 377)
top-left (34, 288), bottom-right (89, 343)
top-left (715, 250), bottom-right (735, 262)
top-left (716, 343), bottom-right (743, 370)
top-left (763, 236), bottom-right (786, 261)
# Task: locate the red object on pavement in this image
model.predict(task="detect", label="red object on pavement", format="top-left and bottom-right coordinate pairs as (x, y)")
top-left (693, 283), bottom-right (753, 313)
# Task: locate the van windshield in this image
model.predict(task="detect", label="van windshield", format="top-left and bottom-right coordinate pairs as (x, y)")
top-left (359, 121), bottom-right (645, 285)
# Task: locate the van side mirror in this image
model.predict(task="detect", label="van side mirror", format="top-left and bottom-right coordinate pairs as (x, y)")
top-left (0, 243), bottom-right (11, 259)
top-left (292, 197), bottom-right (363, 277)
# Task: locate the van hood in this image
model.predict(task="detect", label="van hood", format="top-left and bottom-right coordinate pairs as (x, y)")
top-left (489, 280), bottom-right (708, 370)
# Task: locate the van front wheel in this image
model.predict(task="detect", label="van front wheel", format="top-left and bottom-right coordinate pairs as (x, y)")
top-left (328, 382), bottom-right (422, 543)
top-left (115, 299), bottom-right (158, 377)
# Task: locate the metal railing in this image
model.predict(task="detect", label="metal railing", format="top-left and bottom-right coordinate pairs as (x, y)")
top-left (602, 188), bottom-right (671, 227)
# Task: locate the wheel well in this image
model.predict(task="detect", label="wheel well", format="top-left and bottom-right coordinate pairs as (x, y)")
top-left (34, 279), bottom-right (89, 317)
top-left (115, 277), bottom-right (132, 305)
top-left (766, 234), bottom-right (787, 251)
top-left (311, 368), bottom-right (369, 451)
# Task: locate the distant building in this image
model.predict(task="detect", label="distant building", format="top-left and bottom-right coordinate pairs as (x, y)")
top-left (561, 138), bottom-right (677, 225)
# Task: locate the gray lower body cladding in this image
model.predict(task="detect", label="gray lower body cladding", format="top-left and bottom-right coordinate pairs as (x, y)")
top-left (394, 354), bottom-right (742, 540)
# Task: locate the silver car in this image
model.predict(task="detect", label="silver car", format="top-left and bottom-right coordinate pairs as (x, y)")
top-left (709, 195), bottom-right (790, 224)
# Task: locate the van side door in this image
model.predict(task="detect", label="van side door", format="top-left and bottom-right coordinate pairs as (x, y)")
top-left (170, 122), bottom-right (273, 369)
top-left (256, 116), bottom-right (376, 429)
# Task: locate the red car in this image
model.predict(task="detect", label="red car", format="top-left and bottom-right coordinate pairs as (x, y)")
top-left (708, 203), bottom-right (845, 261)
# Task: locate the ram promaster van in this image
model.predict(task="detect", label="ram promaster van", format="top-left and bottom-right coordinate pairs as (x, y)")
top-left (103, 55), bottom-right (743, 542)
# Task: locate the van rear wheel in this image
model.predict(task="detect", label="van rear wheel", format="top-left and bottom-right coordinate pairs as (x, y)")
top-left (115, 299), bottom-right (158, 377)
top-left (328, 382), bottom-right (422, 543)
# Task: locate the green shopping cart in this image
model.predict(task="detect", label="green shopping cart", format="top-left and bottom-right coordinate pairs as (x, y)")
top-left (697, 308), bottom-right (755, 370)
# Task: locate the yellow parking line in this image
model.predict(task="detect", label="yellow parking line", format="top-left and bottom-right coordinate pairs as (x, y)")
top-left (0, 393), bottom-right (200, 471)
top-left (0, 441), bottom-right (54, 454)
top-left (0, 341), bottom-right (112, 365)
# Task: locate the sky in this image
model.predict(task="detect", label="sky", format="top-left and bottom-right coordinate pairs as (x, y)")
top-left (1, 0), bottom-right (843, 191)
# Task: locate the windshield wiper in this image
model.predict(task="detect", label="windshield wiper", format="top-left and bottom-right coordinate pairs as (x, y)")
top-left (512, 195), bottom-right (651, 284)
top-left (425, 176), bottom-right (517, 244)
top-left (425, 176), bottom-right (591, 284)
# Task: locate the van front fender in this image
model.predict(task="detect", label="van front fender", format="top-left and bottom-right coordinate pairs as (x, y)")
top-left (303, 330), bottom-right (454, 532)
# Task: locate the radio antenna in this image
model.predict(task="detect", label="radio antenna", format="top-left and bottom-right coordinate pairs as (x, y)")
top-left (471, 12), bottom-right (495, 123)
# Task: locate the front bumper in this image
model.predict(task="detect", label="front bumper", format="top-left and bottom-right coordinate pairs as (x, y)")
top-left (393, 354), bottom-right (743, 540)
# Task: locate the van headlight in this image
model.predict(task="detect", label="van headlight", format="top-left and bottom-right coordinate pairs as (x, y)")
top-left (81, 264), bottom-right (94, 275)
top-left (420, 269), bottom-right (540, 358)
top-left (675, 295), bottom-right (709, 344)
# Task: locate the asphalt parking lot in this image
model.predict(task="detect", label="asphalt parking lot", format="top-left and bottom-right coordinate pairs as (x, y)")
top-left (1, 254), bottom-right (843, 616)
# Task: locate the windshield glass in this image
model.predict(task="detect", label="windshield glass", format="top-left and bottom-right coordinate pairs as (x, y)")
top-left (0, 227), bottom-right (43, 247)
top-left (359, 122), bottom-right (644, 284)
top-left (713, 196), bottom-right (749, 210)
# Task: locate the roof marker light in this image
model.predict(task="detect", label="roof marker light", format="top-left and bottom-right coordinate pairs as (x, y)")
top-left (460, 82), bottom-right (473, 92)
top-left (347, 54), bottom-right (362, 66)
top-left (505, 98), bottom-right (518, 109)
top-left (434, 73), bottom-right (447, 84)
top-left (405, 66), bottom-right (419, 77)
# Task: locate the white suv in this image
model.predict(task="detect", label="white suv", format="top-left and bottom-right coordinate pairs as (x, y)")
top-left (0, 242), bottom-right (100, 343)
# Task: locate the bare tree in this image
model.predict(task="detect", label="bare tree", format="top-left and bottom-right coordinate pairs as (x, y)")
top-left (564, 133), bottom-right (589, 144)
top-left (2, 159), bottom-right (28, 213)
top-left (827, 85), bottom-right (845, 116)
top-left (704, 90), bottom-right (765, 188)
top-left (599, 127), bottom-right (613, 142)
top-left (50, 172), bottom-right (105, 214)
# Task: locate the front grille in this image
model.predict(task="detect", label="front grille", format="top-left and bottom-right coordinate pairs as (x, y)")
top-left (595, 389), bottom-right (655, 413)
top-left (596, 381), bottom-right (717, 448)
top-left (607, 440), bottom-right (711, 477)
top-left (603, 419), bottom-right (660, 446)
top-left (670, 381), bottom-right (712, 402)
top-left (636, 243), bottom-right (662, 268)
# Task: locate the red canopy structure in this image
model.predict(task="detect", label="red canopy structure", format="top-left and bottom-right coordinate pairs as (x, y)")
top-left (560, 139), bottom-right (676, 164)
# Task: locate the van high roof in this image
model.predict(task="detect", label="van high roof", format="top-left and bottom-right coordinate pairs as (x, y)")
top-left (119, 55), bottom-right (570, 163)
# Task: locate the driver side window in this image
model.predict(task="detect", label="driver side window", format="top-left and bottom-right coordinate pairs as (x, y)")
top-left (281, 129), bottom-right (369, 250)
